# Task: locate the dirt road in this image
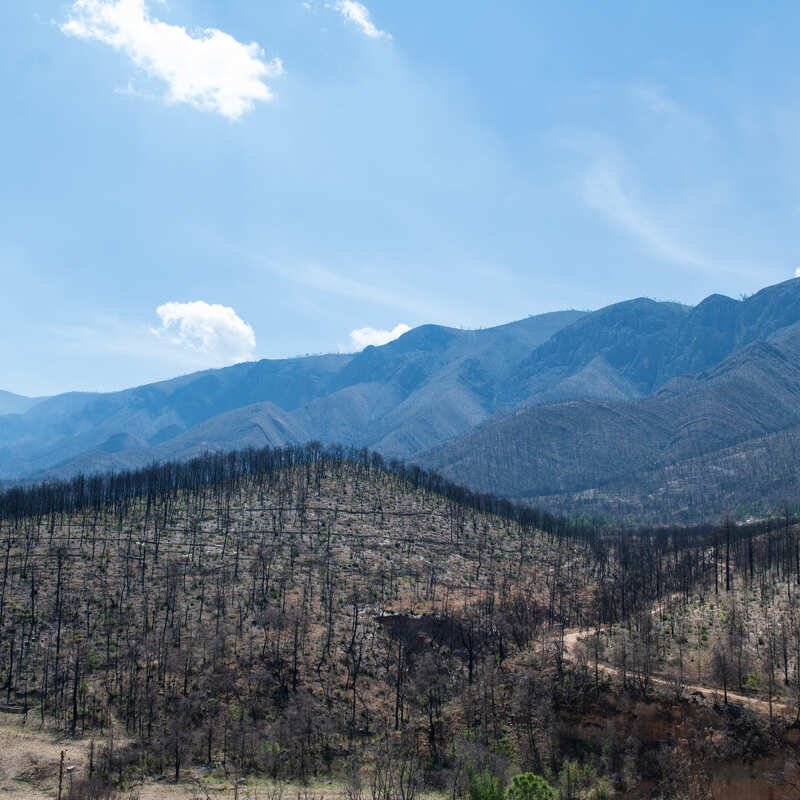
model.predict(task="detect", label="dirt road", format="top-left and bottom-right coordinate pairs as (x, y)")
top-left (562, 627), bottom-right (795, 719)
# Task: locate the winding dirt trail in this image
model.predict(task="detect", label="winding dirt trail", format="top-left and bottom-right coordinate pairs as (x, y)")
top-left (562, 627), bottom-right (796, 719)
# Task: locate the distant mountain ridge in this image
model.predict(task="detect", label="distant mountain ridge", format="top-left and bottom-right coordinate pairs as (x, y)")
top-left (0, 390), bottom-right (45, 416)
top-left (5, 278), bottom-right (800, 523)
top-left (422, 281), bottom-right (800, 522)
top-left (0, 310), bottom-right (584, 478)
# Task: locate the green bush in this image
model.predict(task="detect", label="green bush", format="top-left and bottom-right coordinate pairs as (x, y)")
top-left (468, 770), bottom-right (504, 800)
top-left (505, 772), bottom-right (555, 800)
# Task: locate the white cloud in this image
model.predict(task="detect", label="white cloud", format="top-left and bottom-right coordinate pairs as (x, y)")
top-left (333, 1), bottom-right (391, 39)
top-left (795, 267), bottom-right (800, 278)
top-left (581, 159), bottom-right (710, 271)
top-left (153, 301), bottom-right (256, 364)
top-left (349, 323), bottom-right (410, 350)
top-left (61, 0), bottom-right (282, 119)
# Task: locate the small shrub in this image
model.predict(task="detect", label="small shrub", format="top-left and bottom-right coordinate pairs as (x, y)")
top-left (744, 674), bottom-right (760, 689)
top-left (505, 772), bottom-right (555, 800)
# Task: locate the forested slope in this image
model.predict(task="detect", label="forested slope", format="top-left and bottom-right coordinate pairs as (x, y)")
top-left (423, 322), bottom-right (800, 522)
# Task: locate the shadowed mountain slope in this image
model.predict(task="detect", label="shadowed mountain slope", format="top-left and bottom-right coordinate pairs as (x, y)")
top-left (421, 319), bottom-right (800, 522)
top-left (503, 279), bottom-right (800, 407)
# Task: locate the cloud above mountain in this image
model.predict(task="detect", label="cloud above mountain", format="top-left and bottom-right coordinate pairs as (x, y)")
top-left (60, 0), bottom-right (282, 119)
top-left (349, 323), bottom-right (410, 350)
top-left (333, 1), bottom-right (391, 40)
top-left (581, 158), bottom-right (709, 272)
top-left (153, 301), bottom-right (257, 364)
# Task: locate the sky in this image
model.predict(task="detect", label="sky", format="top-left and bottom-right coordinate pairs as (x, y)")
top-left (4, 1), bottom-right (800, 395)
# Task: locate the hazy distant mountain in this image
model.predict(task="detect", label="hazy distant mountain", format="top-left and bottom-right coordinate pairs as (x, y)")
top-left (0, 310), bottom-right (584, 479)
top-left (0, 354), bottom-right (350, 478)
top-left (500, 278), bottom-right (800, 408)
top-left (0, 390), bottom-right (45, 416)
top-left (6, 278), bottom-right (800, 523)
top-left (294, 311), bottom-right (588, 456)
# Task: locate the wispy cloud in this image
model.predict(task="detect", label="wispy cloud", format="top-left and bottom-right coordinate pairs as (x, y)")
top-left (795, 267), bottom-right (800, 278)
top-left (629, 83), bottom-right (680, 116)
top-left (214, 235), bottom-right (450, 320)
top-left (333, 1), bottom-right (391, 40)
top-left (581, 159), bottom-right (710, 271)
top-left (60, 0), bottom-right (282, 119)
top-left (349, 323), bottom-right (410, 350)
top-left (298, 265), bottom-right (419, 311)
top-left (628, 82), bottom-right (713, 139)
top-left (152, 301), bottom-right (257, 364)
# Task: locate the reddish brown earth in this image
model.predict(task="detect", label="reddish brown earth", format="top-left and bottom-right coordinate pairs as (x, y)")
top-left (562, 629), bottom-right (800, 799)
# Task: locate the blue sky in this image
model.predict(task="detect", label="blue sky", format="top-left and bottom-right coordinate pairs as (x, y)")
top-left (3, 1), bottom-right (800, 395)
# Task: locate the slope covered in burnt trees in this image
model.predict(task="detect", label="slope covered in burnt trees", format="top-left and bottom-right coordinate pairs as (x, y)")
top-left (2, 445), bottom-right (800, 798)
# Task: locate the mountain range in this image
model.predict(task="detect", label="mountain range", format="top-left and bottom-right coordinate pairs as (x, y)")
top-left (4, 278), bottom-right (800, 522)
top-left (0, 310), bottom-right (583, 478)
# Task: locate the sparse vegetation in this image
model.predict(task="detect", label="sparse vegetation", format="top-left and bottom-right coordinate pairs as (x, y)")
top-left (0, 445), bottom-right (799, 798)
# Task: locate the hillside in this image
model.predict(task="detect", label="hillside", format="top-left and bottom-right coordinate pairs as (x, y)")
top-left (0, 353), bottom-right (352, 478)
top-left (422, 321), bottom-right (800, 523)
top-left (1, 448), bottom-right (799, 799)
top-left (504, 278), bottom-right (800, 406)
